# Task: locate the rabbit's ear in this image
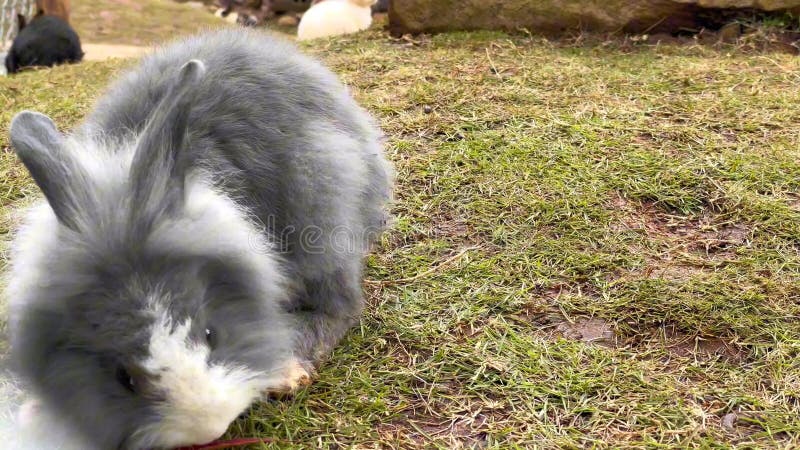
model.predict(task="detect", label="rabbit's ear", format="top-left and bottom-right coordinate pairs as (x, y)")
top-left (10, 111), bottom-right (88, 230)
top-left (129, 59), bottom-right (206, 227)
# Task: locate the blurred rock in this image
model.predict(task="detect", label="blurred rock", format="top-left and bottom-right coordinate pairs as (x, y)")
top-left (389, 0), bottom-right (800, 35)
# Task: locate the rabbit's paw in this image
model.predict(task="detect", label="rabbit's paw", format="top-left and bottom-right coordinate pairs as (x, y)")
top-left (264, 360), bottom-right (314, 397)
top-left (284, 360), bottom-right (313, 391)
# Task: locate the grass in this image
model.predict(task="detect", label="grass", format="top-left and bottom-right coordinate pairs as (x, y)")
top-left (3, 6), bottom-right (800, 450)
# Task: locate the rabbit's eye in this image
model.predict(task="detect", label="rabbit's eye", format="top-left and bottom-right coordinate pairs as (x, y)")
top-left (116, 366), bottom-right (136, 393)
top-left (205, 327), bottom-right (217, 349)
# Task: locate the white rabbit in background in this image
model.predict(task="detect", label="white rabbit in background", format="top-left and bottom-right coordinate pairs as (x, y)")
top-left (297, 0), bottom-right (377, 41)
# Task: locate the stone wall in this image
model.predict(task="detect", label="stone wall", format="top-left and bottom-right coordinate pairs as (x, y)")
top-left (389, 0), bottom-right (800, 35)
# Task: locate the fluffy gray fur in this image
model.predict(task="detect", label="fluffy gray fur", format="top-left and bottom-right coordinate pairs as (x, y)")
top-left (5, 29), bottom-right (392, 449)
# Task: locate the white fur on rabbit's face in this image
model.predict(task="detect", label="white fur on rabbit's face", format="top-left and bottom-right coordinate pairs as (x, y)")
top-left (131, 309), bottom-right (260, 447)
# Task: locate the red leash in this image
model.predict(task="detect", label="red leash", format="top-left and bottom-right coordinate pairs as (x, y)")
top-left (177, 437), bottom-right (278, 449)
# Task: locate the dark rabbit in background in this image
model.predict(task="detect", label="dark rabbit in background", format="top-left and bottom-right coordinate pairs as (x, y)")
top-left (5, 12), bottom-right (83, 74)
top-left (6, 29), bottom-right (392, 449)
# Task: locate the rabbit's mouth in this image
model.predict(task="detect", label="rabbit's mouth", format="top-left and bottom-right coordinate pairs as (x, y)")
top-left (124, 411), bottom-right (233, 450)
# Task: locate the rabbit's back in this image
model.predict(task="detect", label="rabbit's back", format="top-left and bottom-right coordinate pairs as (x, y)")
top-left (85, 29), bottom-right (369, 140)
top-left (84, 29), bottom-right (392, 272)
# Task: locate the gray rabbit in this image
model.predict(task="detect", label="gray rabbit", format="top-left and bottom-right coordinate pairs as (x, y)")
top-left (5, 28), bottom-right (392, 449)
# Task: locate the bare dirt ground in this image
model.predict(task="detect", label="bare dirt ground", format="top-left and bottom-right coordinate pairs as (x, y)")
top-left (71, 0), bottom-right (225, 46)
top-left (81, 43), bottom-right (151, 61)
